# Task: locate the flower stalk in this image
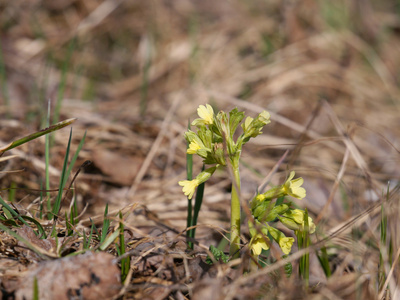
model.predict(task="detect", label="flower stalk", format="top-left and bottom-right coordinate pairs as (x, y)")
top-left (230, 163), bottom-right (241, 258)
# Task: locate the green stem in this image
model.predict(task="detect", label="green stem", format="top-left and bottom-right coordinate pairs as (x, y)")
top-left (229, 165), bottom-right (241, 258)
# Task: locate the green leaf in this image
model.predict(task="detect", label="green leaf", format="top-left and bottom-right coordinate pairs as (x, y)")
top-left (228, 108), bottom-right (244, 139)
top-left (0, 195), bottom-right (29, 226)
top-left (284, 256), bottom-right (293, 278)
top-left (206, 245), bottom-right (229, 265)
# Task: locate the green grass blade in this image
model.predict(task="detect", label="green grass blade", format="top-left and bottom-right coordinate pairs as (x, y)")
top-left (66, 211), bottom-right (74, 237)
top-left (189, 176), bottom-right (205, 245)
top-left (84, 222), bottom-right (95, 250)
top-left (317, 246), bottom-right (332, 278)
top-left (186, 120), bottom-right (194, 248)
top-left (51, 128), bottom-right (73, 219)
top-left (54, 38), bottom-right (76, 124)
top-left (2, 206), bottom-right (14, 220)
top-left (302, 209), bottom-right (310, 288)
top-left (33, 276), bottom-right (39, 300)
top-left (65, 130), bottom-right (87, 181)
top-left (0, 195), bottom-right (29, 226)
top-left (45, 100), bottom-right (52, 215)
top-left (119, 211), bottom-right (130, 283)
top-left (100, 204), bottom-right (110, 244)
top-left (0, 118), bottom-right (76, 155)
top-left (8, 182), bottom-right (16, 202)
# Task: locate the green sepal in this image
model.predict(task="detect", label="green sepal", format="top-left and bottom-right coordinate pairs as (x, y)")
top-left (264, 203), bottom-right (290, 222)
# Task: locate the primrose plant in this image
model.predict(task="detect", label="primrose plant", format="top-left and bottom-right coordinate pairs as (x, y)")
top-left (179, 104), bottom-right (315, 260)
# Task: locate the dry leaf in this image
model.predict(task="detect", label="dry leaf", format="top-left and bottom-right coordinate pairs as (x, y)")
top-left (15, 225), bottom-right (56, 261)
top-left (15, 251), bottom-right (121, 300)
top-left (92, 149), bottom-right (142, 185)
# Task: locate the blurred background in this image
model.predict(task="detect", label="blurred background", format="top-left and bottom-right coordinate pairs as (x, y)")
top-left (0, 0), bottom-right (400, 276)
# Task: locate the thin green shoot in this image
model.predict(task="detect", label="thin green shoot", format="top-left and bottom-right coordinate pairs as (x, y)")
top-left (317, 246), bottom-right (331, 278)
top-left (51, 128), bottom-right (73, 220)
top-left (65, 131), bottom-right (87, 182)
top-left (186, 120), bottom-right (193, 249)
top-left (0, 195), bottom-right (29, 226)
top-left (89, 218), bottom-right (100, 239)
top-left (68, 193), bottom-right (79, 234)
top-left (188, 166), bottom-right (206, 249)
top-left (2, 206), bottom-right (14, 221)
top-left (100, 204), bottom-right (110, 244)
top-left (297, 208), bottom-right (310, 288)
top-left (8, 182), bottom-right (16, 202)
top-left (39, 182), bottom-right (44, 219)
top-left (118, 211), bottom-right (130, 283)
top-left (53, 38), bottom-right (76, 125)
top-left (45, 100), bottom-right (51, 213)
top-left (1, 206), bottom-right (18, 227)
top-left (50, 130), bottom-right (86, 220)
top-left (83, 222), bottom-right (95, 250)
top-left (65, 212), bottom-right (72, 236)
top-left (379, 183), bottom-right (391, 289)
top-left (33, 277), bottom-right (39, 300)
top-left (0, 118), bottom-right (76, 155)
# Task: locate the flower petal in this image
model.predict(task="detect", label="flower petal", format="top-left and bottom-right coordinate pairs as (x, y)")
top-left (197, 104), bottom-right (214, 125)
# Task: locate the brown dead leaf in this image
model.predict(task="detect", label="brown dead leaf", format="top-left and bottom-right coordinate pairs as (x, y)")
top-left (15, 225), bottom-right (56, 261)
top-left (92, 149), bottom-right (141, 185)
top-left (15, 251), bottom-right (121, 300)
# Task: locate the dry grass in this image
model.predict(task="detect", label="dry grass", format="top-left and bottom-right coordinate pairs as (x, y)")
top-left (1, 0), bottom-right (400, 299)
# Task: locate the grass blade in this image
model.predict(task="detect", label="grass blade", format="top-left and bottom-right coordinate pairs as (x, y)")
top-left (100, 204), bottom-right (110, 244)
top-left (0, 195), bottom-right (29, 226)
top-left (186, 120), bottom-right (194, 248)
top-left (118, 211), bottom-right (130, 283)
top-left (51, 128), bottom-right (73, 219)
top-left (189, 171), bottom-right (205, 247)
top-left (0, 118), bottom-right (76, 155)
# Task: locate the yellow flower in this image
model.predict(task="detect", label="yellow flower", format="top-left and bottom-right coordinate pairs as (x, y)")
top-left (178, 179), bottom-right (199, 199)
top-left (187, 140), bottom-right (201, 154)
top-left (250, 234), bottom-right (270, 256)
top-left (290, 209), bottom-right (305, 223)
top-left (198, 104), bottom-right (214, 124)
top-left (282, 171), bottom-right (306, 199)
top-left (179, 166), bottom-right (217, 199)
top-left (279, 237), bottom-right (295, 255)
top-left (282, 209), bottom-right (316, 234)
top-left (192, 104), bottom-right (214, 126)
top-left (259, 111), bottom-right (271, 124)
top-left (300, 216), bottom-right (316, 234)
top-left (255, 194), bottom-right (266, 202)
